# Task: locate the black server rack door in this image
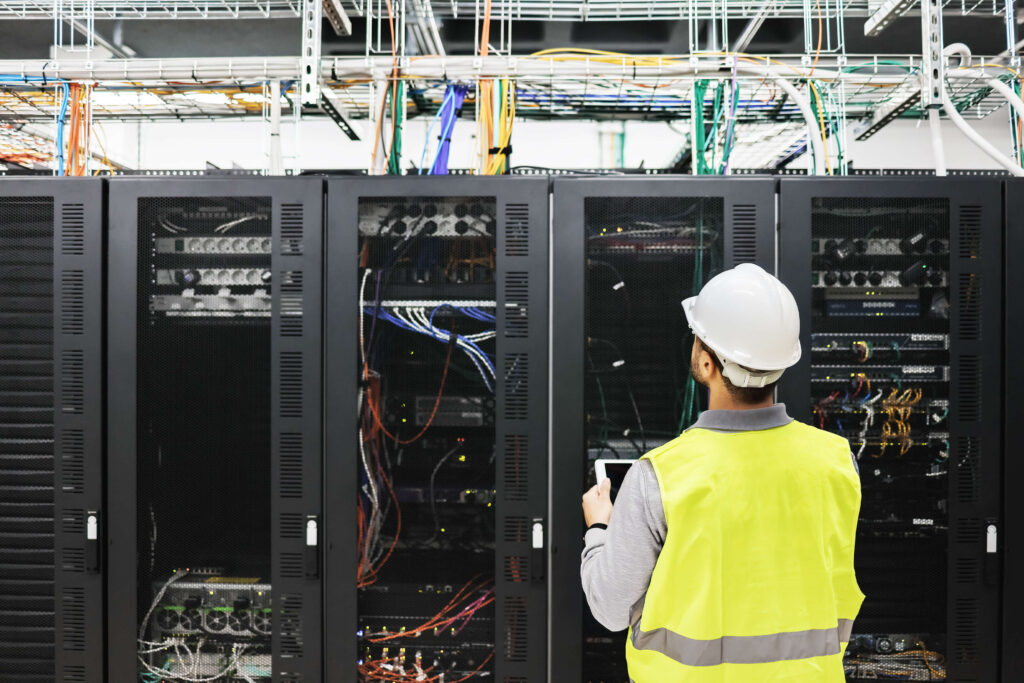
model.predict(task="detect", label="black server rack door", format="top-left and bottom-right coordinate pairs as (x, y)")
top-left (53, 182), bottom-right (105, 682)
top-left (549, 177), bottom-right (775, 683)
top-left (270, 182), bottom-right (324, 682)
top-left (493, 179), bottom-right (549, 683)
top-left (106, 178), bottom-right (323, 683)
top-left (0, 179), bottom-right (104, 683)
top-left (269, 183), bottom-right (324, 682)
top-left (777, 178), bottom-right (1002, 683)
top-left (1005, 181), bottom-right (1021, 682)
top-left (325, 177), bottom-right (548, 683)
top-left (322, 180), bottom-right (358, 683)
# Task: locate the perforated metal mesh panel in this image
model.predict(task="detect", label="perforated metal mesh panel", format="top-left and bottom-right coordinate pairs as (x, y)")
top-left (135, 196), bottom-right (274, 680)
top-left (355, 195), bottom-right (499, 682)
top-left (808, 197), bottom-right (950, 680)
top-left (0, 196), bottom-right (55, 682)
top-left (0, 183), bottom-right (102, 683)
top-left (779, 179), bottom-right (1002, 683)
top-left (325, 179), bottom-right (548, 683)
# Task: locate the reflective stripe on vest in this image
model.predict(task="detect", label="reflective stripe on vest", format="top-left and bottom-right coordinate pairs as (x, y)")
top-left (629, 595), bottom-right (854, 667)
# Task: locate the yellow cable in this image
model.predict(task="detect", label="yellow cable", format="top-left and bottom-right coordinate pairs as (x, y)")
top-left (807, 80), bottom-right (832, 175)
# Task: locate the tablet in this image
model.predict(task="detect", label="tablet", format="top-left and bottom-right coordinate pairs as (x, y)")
top-left (594, 459), bottom-right (636, 503)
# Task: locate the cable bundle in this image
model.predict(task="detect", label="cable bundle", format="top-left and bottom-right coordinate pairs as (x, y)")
top-left (420, 83), bottom-right (469, 175)
top-left (364, 305), bottom-right (496, 392)
top-left (64, 83), bottom-right (92, 176)
top-left (370, 0), bottom-right (404, 175)
top-left (358, 577), bottom-right (496, 682)
top-left (357, 268), bottom-right (497, 588)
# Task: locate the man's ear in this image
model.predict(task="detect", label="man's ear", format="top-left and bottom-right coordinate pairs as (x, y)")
top-left (696, 345), bottom-right (717, 383)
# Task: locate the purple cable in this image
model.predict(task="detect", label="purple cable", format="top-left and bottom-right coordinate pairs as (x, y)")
top-left (450, 589), bottom-right (496, 635)
top-left (365, 270), bottom-right (384, 370)
top-left (722, 64), bottom-right (739, 174)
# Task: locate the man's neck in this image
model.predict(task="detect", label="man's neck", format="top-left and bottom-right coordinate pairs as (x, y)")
top-left (707, 385), bottom-right (774, 411)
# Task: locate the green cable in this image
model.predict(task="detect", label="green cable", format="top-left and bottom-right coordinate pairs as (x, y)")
top-left (693, 81), bottom-right (708, 174)
top-left (842, 60), bottom-right (913, 73)
top-left (386, 80), bottom-right (404, 175)
top-left (707, 84), bottom-right (724, 173)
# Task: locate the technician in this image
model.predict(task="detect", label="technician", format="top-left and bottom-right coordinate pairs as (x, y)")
top-left (581, 263), bottom-right (863, 682)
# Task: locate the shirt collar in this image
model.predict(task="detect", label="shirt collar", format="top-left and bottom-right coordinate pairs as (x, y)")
top-left (689, 403), bottom-right (793, 432)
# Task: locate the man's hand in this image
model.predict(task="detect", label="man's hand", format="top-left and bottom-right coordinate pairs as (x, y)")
top-left (582, 478), bottom-right (613, 527)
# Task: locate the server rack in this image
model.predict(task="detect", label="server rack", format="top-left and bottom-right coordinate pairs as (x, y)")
top-left (550, 176), bottom-right (777, 682)
top-left (1004, 180), bottom-right (1020, 682)
top-left (0, 178), bottom-right (104, 682)
top-left (324, 176), bottom-right (549, 683)
top-left (778, 178), bottom-right (1002, 682)
top-left (106, 178), bottom-right (323, 682)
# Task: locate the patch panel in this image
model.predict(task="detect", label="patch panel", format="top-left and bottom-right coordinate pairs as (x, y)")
top-left (156, 236), bottom-right (273, 255)
top-left (156, 268), bottom-right (272, 287)
top-left (812, 237), bottom-right (949, 257)
top-left (358, 199), bottom-right (497, 238)
top-left (151, 292), bottom-right (272, 315)
top-left (812, 269), bottom-right (948, 288)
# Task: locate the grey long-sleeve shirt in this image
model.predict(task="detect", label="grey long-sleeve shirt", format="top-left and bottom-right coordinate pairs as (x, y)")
top-left (580, 404), bottom-right (795, 632)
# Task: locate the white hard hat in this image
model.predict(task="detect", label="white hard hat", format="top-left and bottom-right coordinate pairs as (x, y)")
top-left (681, 263), bottom-right (801, 388)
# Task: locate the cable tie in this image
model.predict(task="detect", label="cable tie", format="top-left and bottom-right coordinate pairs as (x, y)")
top-left (488, 146), bottom-right (512, 156)
top-left (612, 281), bottom-right (625, 290)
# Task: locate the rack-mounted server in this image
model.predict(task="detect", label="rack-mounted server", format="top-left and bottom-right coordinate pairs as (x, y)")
top-left (324, 177), bottom-right (549, 683)
top-left (778, 177), bottom-right (1002, 682)
top-left (106, 178), bottom-right (323, 682)
top-left (550, 176), bottom-right (777, 682)
top-left (0, 179), bottom-right (104, 682)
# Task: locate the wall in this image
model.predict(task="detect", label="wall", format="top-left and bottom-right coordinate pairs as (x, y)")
top-left (92, 104), bottom-right (1016, 173)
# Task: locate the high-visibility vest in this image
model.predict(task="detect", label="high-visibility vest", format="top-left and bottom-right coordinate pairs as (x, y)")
top-left (625, 420), bottom-right (864, 682)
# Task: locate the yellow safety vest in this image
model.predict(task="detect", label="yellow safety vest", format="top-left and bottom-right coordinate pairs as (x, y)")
top-left (625, 420), bottom-right (864, 682)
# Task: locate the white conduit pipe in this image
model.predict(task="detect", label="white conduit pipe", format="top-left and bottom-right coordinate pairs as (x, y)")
top-left (985, 78), bottom-right (1024, 128)
top-left (940, 88), bottom-right (1024, 176)
top-left (928, 108), bottom-right (947, 176)
top-left (939, 43), bottom-right (1024, 174)
top-left (767, 76), bottom-right (827, 175)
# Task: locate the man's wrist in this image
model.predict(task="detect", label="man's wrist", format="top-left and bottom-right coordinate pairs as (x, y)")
top-left (587, 522), bottom-right (608, 531)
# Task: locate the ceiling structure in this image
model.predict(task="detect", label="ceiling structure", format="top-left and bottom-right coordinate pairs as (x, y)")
top-left (0, 0), bottom-right (1016, 172)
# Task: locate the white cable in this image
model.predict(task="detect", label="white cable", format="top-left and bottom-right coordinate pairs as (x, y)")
top-left (943, 42), bottom-right (972, 68)
top-left (940, 87), bottom-right (1024, 176)
top-left (359, 268), bottom-right (371, 371)
top-left (938, 42), bottom-right (1024, 175)
top-left (928, 108), bottom-right (947, 176)
top-left (397, 307), bottom-right (495, 388)
top-left (138, 571), bottom-right (189, 643)
top-left (985, 77), bottom-right (1024, 128)
top-left (762, 76), bottom-right (827, 175)
top-left (358, 423), bottom-right (381, 574)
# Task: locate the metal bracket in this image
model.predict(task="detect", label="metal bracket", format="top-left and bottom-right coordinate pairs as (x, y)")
top-left (319, 90), bottom-right (361, 140)
top-left (301, 0), bottom-right (323, 106)
top-left (864, 0), bottom-right (918, 37)
top-left (853, 91), bottom-right (922, 140)
top-left (324, 0), bottom-right (352, 36)
top-left (920, 0), bottom-right (945, 109)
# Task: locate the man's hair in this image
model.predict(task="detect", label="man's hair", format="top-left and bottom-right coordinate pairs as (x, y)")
top-left (695, 337), bottom-right (777, 405)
